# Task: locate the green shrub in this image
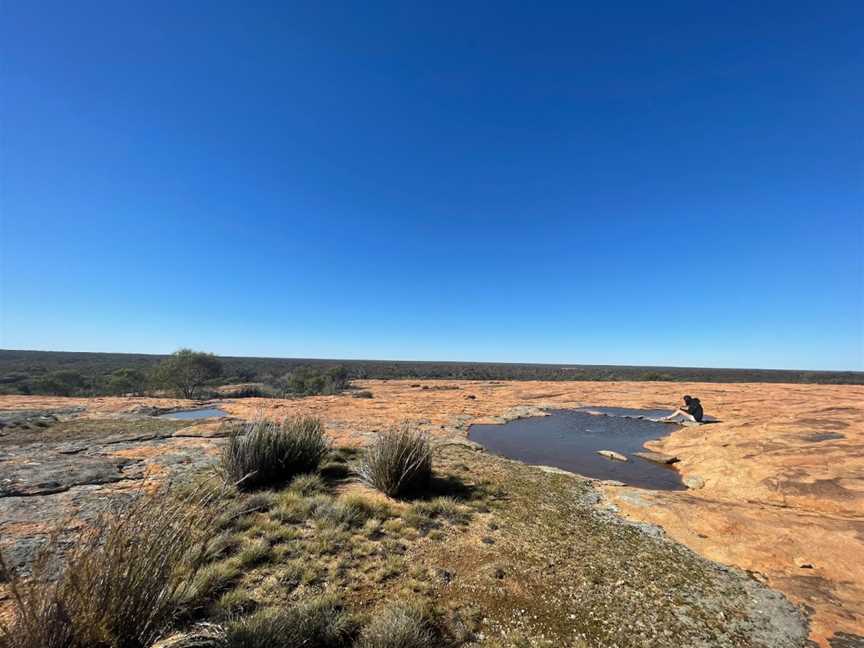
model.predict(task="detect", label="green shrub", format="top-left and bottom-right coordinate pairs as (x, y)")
top-left (221, 417), bottom-right (328, 490)
top-left (355, 426), bottom-right (432, 497)
top-left (104, 368), bottom-right (148, 395)
top-left (154, 349), bottom-right (223, 399)
top-left (221, 597), bottom-right (357, 648)
top-left (0, 488), bottom-right (215, 648)
top-left (356, 601), bottom-right (442, 648)
top-left (278, 366), bottom-right (350, 396)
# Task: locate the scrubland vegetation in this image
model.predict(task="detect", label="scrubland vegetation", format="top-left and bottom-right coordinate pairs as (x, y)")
top-left (0, 414), bottom-right (810, 647)
top-left (1, 422), bottom-right (482, 648)
top-left (1, 349), bottom-right (860, 397)
top-left (0, 350), bottom-right (356, 398)
top-left (0, 486), bottom-right (218, 648)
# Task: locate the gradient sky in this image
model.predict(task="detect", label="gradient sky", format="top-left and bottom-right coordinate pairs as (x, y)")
top-left (1, 1), bottom-right (862, 370)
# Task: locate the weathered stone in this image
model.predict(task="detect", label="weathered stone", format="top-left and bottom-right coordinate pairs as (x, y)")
top-left (597, 450), bottom-right (628, 462)
top-left (172, 421), bottom-right (233, 438)
top-left (683, 475), bottom-right (705, 490)
top-left (634, 450), bottom-right (679, 465)
top-left (534, 465), bottom-right (578, 477)
top-left (0, 452), bottom-right (134, 496)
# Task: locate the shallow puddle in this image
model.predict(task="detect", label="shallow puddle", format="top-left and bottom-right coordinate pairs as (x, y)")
top-left (469, 409), bottom-right (686, 490)
top-left (157, 407), bottom-right (228, 420)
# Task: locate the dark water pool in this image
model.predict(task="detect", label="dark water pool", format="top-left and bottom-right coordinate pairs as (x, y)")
top-left (157, 407), bottom-right (228, 420)
top-left (469, 409), bottom-right (685, 490)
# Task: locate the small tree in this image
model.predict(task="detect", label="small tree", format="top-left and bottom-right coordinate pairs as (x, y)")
top-left (154, 349), bottom-right (222, 399)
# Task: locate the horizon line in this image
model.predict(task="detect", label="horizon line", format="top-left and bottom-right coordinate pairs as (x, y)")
top-left (2, 348), bottom-right (861, 375)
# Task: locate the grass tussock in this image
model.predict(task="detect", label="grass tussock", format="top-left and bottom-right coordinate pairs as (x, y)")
top-left (357, 601), bottom-right (444, 648)
top-left (219, 597), bottom-right (357, 648)
top-left (0, 487), bottom-right (217, 648)
top-left (221, 417), bottom-right (329, 490)
top-left (354, 425), bottom-right (432, 498)
top-left (289, 473), bottom-right (328, 496)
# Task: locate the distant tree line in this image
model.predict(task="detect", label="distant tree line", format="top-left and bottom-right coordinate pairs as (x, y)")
top-left (0, 349), bottom-right (356, 399)
top-left (0, 349), bottom-right (860, 398)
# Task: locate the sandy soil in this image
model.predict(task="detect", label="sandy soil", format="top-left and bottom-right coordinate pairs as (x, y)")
top-left (1, 379), bottom-right (861, 646)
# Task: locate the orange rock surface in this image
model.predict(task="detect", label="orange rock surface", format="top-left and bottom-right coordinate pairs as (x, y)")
top-left (1, 379), bottom-right (861, 646)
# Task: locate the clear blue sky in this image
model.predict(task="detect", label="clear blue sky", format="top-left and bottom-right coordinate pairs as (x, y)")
top-left (1, 1), bottom-right (862, 371)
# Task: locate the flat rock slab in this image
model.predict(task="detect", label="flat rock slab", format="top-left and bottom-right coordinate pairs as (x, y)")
top-left (597, 449), bottom-right (628, 462)
top-left (0, 452), bottom-right (134, 496)
top-left (634, 450), bottom-right (679, 465)
top-left (1, 382), bottom-right (863, 645)
top-left (172, 421), bottom-right (233, 438)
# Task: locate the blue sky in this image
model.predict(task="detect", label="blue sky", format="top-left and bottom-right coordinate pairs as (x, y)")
top-left (1, 1), bottom-right (862, 370)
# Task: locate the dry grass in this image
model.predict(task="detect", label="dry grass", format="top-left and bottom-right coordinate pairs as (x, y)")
top-left (0, 486), bottom-right (218, 648)
top-left (221, 417), bottom-right (329, 490)
top-left (219, 596), bottom-right (357, 648)
top-left (357, 601), bottom-right (444, 648)
top-left (0, 445), bottom-right (486, 648)
top-left (354, 425), bottom-right (432, 497)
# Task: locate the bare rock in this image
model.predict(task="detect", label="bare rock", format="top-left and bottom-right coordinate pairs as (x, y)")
top-left (597, 450), bottom-right (628, 462)
top-left (534, 465), bottom-right (579, 477)
top-left (0, 452), bottom-right (134, 496)
top-left (172, 421), bottom-right (234, 438)
top-left (634, 450), bottom-right (679, 465)
top-left (684, 475), bottom-right (705, 490)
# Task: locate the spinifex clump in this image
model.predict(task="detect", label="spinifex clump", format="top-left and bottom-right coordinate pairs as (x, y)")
top-left (221, 416), bottom-right (329, 490)
top-left (355, 425), bottom-right (432, 498)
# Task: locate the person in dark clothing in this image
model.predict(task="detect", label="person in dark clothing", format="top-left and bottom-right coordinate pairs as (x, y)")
top-left (663, 395), bottom-right (704, 423)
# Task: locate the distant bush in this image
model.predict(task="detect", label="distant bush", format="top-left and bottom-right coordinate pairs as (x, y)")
top-left (221, 417), bottom-right (329, 491)
top-left (355, 426), bottom-right (432, 498)
top-left (0, 487), bottom-right (215, 648)
top-left (278, 366), bottom-right (350, 396)
top-left (154, 349), bottom-right (223, 399)
top-left (33, 370), bottom-right (87, 396)
top-left (217, 384), bottom-right (278, 399)
top-left (104, 368), bottom-right (148, 395)
top-left (352, 390), bottom-right (374, 399)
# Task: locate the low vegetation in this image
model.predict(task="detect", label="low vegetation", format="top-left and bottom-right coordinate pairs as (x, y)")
top-left (354, 426), bottom-right (432, 498)
top-left (1, 348), bottom-right (859, 397)
top-left (221, 417), bottom-right (329, 490)
top-left (277, 365), bottom-right (350, 396)
top-left (357, 602), bottom-right (443, 648)
top-left (0, 435), bottom-right (806, 647)
top-left (0, 440), bottom-right (484, 648)
top-left (217, 596), bottom-right (358, 648)
top-left (0, 486), bottom-right (217, 648)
